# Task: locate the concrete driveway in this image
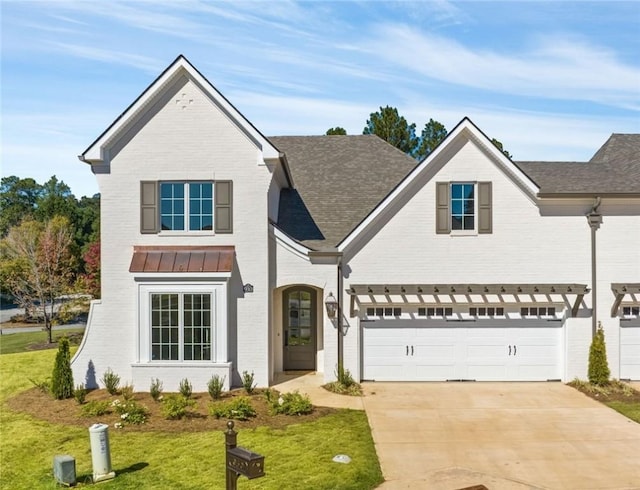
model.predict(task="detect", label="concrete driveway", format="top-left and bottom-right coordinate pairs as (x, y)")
top-left (362, 382), bottom-right (640, 489)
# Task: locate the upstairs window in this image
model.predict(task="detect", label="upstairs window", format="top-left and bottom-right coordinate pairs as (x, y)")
top-left (436, 181), bottom-right (492, 234)
top-left (451, 183), bottom-right (474, 231)
top-left (161, 182), bottom-right (213, 231)
top-left (141, 180), bottom-right (232, 234)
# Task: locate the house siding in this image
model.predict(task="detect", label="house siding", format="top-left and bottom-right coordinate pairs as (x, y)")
top-left (343, 137), bottom-right (638, 382)
top-left (72, 77), bottom-right (274, 390)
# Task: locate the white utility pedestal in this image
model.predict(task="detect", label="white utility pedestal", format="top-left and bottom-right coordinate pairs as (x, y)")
top-left (89, 423), bottom-right (115, 482)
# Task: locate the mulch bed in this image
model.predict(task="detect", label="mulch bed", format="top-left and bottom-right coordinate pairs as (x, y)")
top-left (6, 387), bottom-right (336, 433)
top-left (568, 380), bottom-right (640, 404)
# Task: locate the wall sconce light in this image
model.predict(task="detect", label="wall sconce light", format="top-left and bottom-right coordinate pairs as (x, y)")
top-left (325, 292), bottom-right (338, 319)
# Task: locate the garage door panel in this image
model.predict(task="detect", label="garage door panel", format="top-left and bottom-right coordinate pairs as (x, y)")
top-left (362, 319), bottom-right (562, 382)
top-left (466, 364), bottom-right (509, 381)
top-left (620, 319), bottom-right (640, 380)
top-left (414, 363), bottom-right (456, 380)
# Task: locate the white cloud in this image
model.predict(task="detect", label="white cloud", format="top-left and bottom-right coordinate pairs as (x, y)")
top-left (47, 43), bottom-right (164, 74)
top-left (367, 24), bottom-right (640, 110)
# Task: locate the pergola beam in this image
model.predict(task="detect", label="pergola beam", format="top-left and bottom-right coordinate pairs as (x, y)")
top-left (347, 284), bottom-right (590, 296)
top-left (610, 283), bottom-right (640, 317)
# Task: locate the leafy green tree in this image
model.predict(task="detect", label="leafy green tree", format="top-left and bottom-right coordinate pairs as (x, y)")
top-left (491, 138), bottom-right (513, 159)
top-left (1, 217), bottom-right (76, 342)
top-left (75, 194), bottom-right (100, 249)
top-left (35, 176), bottom-right (78, 225)
top-left (363, 106), bottom-right (418, 156)
top-left (416, 119), bottom-right (448, 161)
top-left (0, 176), bottom-right (41, 236)
top-left (51, 337), bottom-right (74, 399)
top-left (326, 127), bottom-right (347, 135)
top-left (588, 322), bottom-right (610, 386)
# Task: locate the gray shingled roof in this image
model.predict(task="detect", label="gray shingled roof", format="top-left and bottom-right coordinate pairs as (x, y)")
top-left (516, 134), bottom-right (640, 195)
top-left (270, 135), bottom-right (417, 250)
top-left (272, 132), bottom-right (639, 251)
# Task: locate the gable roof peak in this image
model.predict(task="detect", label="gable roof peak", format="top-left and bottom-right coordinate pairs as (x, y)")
top-left (80, 55), bottom-right (280, 164)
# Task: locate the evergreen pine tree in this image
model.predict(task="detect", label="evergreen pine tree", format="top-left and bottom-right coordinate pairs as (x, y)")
top-left (588, 322), bottom-right (610, 386)
top-left (51, 337), bottom-right (74, 399)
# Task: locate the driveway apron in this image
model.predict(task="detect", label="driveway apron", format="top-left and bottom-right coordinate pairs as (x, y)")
top-left (362, 382), bottom-right (640, 489)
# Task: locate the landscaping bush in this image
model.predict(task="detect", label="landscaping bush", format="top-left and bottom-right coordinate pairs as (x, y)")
top-left (150, 378), bottom-right (163, 401)
top-left (209, 396), bottom-right (256, 420)
top-left (208, 374), bottom-right (225, 400)
top-left (588, 322), bottom-right (610, 386)
top-left (51, 337), bottom-right (74, 400)
top-left (241, 371), bottom-right (256, 394)
top-left (80, 400), bottom-right (112, 417)
top-left (179, 378), bottom-right (193, 399)
top-left (113, 399), bottom-right (149, 425)
top-left (268, 390), bottom-right (313, 416)
top-left (101, 368), bottom-right (120, 395)
top-left (121, 383), bottom-right (135, 401)
top-left (161, 394), bottom-right (196, 420)
top-left (74, 384), bottom-right (87, 404)
top-left (324, 363), bottom-right (363, 396)
top-left (29, 377), bottom-right (51, 394)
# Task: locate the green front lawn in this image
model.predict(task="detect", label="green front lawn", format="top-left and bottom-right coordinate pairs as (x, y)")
top-left (0, 349), bottom-right (382, 489)
top-left (605, 401), bottom-right (640, 423)
top-left (0, 328), bottom-right (85, 355)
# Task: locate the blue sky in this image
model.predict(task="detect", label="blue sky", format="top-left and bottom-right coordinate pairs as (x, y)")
top-left (2, 1), bottom-right (639, 197)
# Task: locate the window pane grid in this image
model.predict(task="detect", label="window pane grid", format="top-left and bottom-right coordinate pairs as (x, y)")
top-left (189, 183), bottom-right (213, 231)
top-left (151, 292), bottom-right (213, 361)
top-left (160, 183), bottom-right (185, 231)
top-left (160, 182), bottom-right (214, 232)
top-left (151, 294), bottom-right (180, 360)
top-left (451, 183), bottom-right (475, 230)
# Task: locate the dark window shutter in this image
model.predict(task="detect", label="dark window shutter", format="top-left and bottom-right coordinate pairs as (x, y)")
top-left (215, 180), bottom-right (233, 234)
top-left (435, 182), bottom-right (450, 234)
top-left (478, 181), bottom-right (492, 234)
top-left (140, 181), bottom-right (158, 234)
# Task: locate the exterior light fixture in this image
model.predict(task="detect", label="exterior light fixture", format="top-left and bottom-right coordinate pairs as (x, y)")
top-left (325, 292), bottom-right (338, 319)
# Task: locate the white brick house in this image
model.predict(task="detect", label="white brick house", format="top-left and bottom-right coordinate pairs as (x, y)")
top-left (72, 55), bottom-right (640, 391)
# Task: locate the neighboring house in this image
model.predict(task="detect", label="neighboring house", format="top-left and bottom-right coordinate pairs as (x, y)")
top-left (71, 55), bottom-right (640, 391)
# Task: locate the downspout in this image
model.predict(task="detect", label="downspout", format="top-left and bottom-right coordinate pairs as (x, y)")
top-left (337, 261), bottom-right (344, 370)
top-left (587, 197), bottom-right (602, 339)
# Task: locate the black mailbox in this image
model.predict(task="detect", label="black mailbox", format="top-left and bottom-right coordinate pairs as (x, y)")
top-left (224, 421), bottom-right (265, 489)
top-left (227, 446), bottom-right (265, 479)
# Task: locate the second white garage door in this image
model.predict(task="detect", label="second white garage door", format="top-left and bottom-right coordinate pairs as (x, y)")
top-left (620, 318), bottom-right (640, 381)
top-left (362, 319), bottom-right (563, 382)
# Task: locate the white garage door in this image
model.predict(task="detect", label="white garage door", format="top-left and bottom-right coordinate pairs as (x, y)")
top-left (362, 318), bottom-right (563, 382)
top-left (620, 318), bottom-right (640, 380)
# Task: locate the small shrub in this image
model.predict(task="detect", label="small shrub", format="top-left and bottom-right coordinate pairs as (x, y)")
top-left (51, 337), bottom-right (74, 400)
top-left (241, 371), bottom-right (256, 394)
top-left (113, 399), bottom-right (149, 425)
top-left (121, 383), bottom-right (135, 401)
top-left (150, 378), bottom-right (163, 402)
top-left (161, 394), bottom-right (196, 420)
top-left (268, 390), bottom-right (313, 416)
top-left (80, 400), bottom-right (112, 417)
top-left (179, 378), bottom-right (193, 399)
top-left (209, 396), bottom-right (256, 420)
top-left (29, 377), bottom-right (51, 394)
top-left (74, 384), bottom-right (88, 404)
top-left (208, 374), bottom-right (225, 400)
top-left (101, 368), bottom-right (120, 395)
top-left (336, 363), bottom-right (355, 387)
top-left (588, 322), bottom-right (610, 386)
top-left (324, 363), bottom-right (363, 396)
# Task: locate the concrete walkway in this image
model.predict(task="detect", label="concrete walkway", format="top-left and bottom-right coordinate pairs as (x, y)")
top-left (273, 375), bottom-right (640, 489)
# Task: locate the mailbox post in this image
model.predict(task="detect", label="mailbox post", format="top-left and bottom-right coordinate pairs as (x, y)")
top-left (225, 421), bottom-right (265, 490)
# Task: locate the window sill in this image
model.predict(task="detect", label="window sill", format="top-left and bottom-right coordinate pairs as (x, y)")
top-left (450, 230), bottom-right (478, 237)
top-left (158, 231), bottom-right (216, 237)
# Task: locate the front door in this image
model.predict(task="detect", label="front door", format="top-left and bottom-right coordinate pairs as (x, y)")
top-left (283, 287), bottom-right (316, 370)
